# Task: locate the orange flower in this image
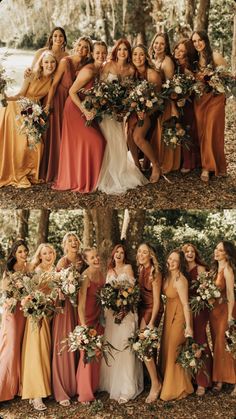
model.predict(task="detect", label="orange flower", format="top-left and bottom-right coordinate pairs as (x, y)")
top-left (88, 328), bottom-right (97, 337)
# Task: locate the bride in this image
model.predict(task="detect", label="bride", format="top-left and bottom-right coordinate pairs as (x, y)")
top-left (97, 38), bottom-right (149, 194)
top-left (99, 244), bottom-right (143, 403)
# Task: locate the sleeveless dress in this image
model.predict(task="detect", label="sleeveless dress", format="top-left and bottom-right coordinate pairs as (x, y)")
top-left (159, 278), bottom-right (194, 401)
top-left (99, 272), bottom-right (143, 401)
top-left (138, 265), bottom-right (163, 327)
top-left (40, 57), bottom-right (79, 182)
top-left (188, 266), bottom-right (212, 388)
top-left (76, 274), bottom-right (105, 402)
top-left (209, 271), bottom-right (236, 384)
top-left (97, 73), bottom-right (148, 194)
top-left (0, 76), bottom-right (52, 188)
top-left (53, 79), bottom-right (106, 193)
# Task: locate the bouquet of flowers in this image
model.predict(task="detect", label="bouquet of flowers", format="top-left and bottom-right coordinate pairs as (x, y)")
top-left (0, 51), bottom-right (13, 107)
top-left (126, 79), bottom-right (165, 126)
top-left (190, 271), bottom-right (221, 315)
top-left (0, 271), bottom-right (31, 312)
top-left (60, 325), bottom-right (115, 364)
top-left (162, 116), bottom-right (192, 149)
top-left (161, 73), bottom-right (195, 110)
top-left (225, 320), bottom-right (236, 359)
top-left (176, 337), bottom-right (208, 377)
top-left (193, 65), bottom-right (236, 97)
top-left (80, 81), bottom-right (110, 126)
top-left (57, 266), bottom-right (82, 306)
top-left (98, 279), bottom-right (140, 324)
top-left (16, 97), bottom-right (49, 148)
top-left (127, 326), bottom-right (160, 362)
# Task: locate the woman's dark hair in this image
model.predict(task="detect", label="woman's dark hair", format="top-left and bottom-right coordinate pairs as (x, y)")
top-left (111, 38), bottom-right (132, 62)
top-left (46, 27), bottom-right (67, 50)
top-left (107, 244), bottom-right (128, 270)
top-left (212, 241), bottom-right (236, 275)
top-left (191, 30), bottom-right (214, 68)
top-left (173, 38), bottom-right (198, 72)
top-left (165, 248), bottom-right (189, 280)
top-left (6, 239), bottom-right (29, 272)
top-left (149, 32), bottom-right (172, 60)
top-left (132, 44), bottom-right (156, 72)
top-left (182, 243), bottom-right (208, 269)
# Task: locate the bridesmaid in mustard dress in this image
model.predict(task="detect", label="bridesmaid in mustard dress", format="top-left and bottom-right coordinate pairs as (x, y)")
top-left (209, 241), bottom-right (236, 396)
top-left (0, 240), bottom-right (31, 402)
top-left (137, 243), bottom-right (163, 403)
top-left (0, 51), bottom-right (57, 188)
top-left (160, 249), bottom-right (194, 401)
top-left (21, 243), bottom-right (56, 411)
top-left (76, 248), bottom-right (105, 403)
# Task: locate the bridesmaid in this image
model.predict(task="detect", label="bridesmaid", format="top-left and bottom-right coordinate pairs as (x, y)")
top-left (182, 243), bottom-right (213, 395)
top-left (21, 243), bottom-right (56, 411)
top-left (173, 40), bottom-right (200, 173)
top-left (149, 33), bottom-right (180, 174)
top-left (0, 51), bottom-right (57, 188)
top-left (77, 248), bottom-right (105, 403)
top-left (41, 36), bottom-right (93, 182)
top-left (53, 41), bottom-right (107, 193)
top-left (52, 232), bottom-right (83, 406)
top-left (137, 243), bottom-right (163, 403)
top-left (191, 31), bottom-right (227, 182)
top-left (128, 44), bottom-right (162, 182)
top-left (209, 241), bottom-right (236, 395)
top-left (160, 249), bottom-right (194, 401)
top-left (0, 240), bottom-right (31, 402)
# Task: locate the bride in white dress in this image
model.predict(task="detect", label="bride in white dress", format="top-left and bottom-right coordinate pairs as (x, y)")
top-left (97, 38), bottom-right (149, 194)
top-left (99, 245), bottom-right (143, 403)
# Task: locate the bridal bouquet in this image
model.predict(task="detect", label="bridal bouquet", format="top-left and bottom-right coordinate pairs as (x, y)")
top-left (57, 266), bottom-right (82, 307)
top-left (126, 79), bottom-right (165, 126)
top-left (16, 97), bottom-right (49, 148)
top-left (80, 81), bottom-right (110, 126)
top-left (127, 326), bottom-right (160, 362)
top-left (193, 65), bottom-right (236, 97)
top-left (190, 271), bottom-right (221, 315)
top-left (225, 320), bottom-right (236, 359)
top-left (0, 271), bottom-right (31, 312)
top-left (98, 280), bottom-right (140, 324)
top-left (176, 337), bottom-right (208, 377)
top-left (162, 116), bottom-right (192, 149)
top-left (60, 325), bottom-right (115, 364)
top-left (161, 73), bottom-right (195, 109)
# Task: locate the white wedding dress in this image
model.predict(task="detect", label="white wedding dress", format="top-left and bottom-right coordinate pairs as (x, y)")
top-left (99, 272), bottom-right (143, 401)
top-left (97, 73), bottom-right (149, 194)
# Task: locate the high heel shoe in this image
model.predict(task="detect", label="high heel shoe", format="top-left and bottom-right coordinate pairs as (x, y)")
top-left (29, 398), bottom-right (47, 411)
top-left (200, 170), bottom-right (209, 182)
top-left (59, 399), bottom-right (71, 407)
top-left (196, 386), bottom-right (205, 396)
top-left (145, 385), bottom-right (162, 403)
top-left (212, 382), bottom-right (222, 393)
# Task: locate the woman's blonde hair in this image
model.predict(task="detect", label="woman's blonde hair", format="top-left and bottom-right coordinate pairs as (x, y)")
top-left (137, 243), bottom-right (159, 281)
top-left (31, 243), bottom-right (56, 269)
top-left (62, 232), bottom-right (81, 254)
top-left (34, 50), bottom-right (57, 79)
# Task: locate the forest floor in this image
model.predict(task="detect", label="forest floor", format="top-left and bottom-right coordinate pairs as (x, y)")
top-left (0, 100), bottom-right (235, 210)
top-left (0, 386), bottom-right (235, 419)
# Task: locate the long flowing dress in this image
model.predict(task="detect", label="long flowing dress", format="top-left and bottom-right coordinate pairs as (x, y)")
top-left (209, 271), bottom-right (236, 384)
top-left (0, 76), bottom-right (52, 188)
top-left (99, 272), bottom-right (143, 401)
top-left (21, 271), bottom-right (52, 399)
top-left (188, 266), bottom-right (212, 388)
top-left (138, 266), bottom-right (163, 327)
top-left (97, 73), bottom-right (148, 194)
top-left (52, 256), bottom-right (81, 402)
top-left (160, 279), bottom-right (194, 401)
top-left (40, 57), bottom-right (79, 182)
top-left (53, 80), bottom-right (106, 192)
top-left (76, 274), bottom-right (105, 402)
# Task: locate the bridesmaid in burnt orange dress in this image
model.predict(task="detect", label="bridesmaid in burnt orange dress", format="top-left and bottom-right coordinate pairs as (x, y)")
top-left (182, 243), bottom-right (212, 396)
top-left (160, 249), bottom-right (194, 401)
top-left (0, 240), bottom-right (31, 402)
top-left (137, 243), bottom-right (163, 403)
top-left (191, 31), bottom-right (227, 182)
top-left (209, 241), bottom-right (236, 396)
top-left (76, 248), bottom-right (105, 403)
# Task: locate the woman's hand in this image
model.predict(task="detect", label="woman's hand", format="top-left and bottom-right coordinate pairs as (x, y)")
top-left (24, 67), bottom-right (32, 79)
top-left (44, 104), bottom-right (51, 115)
top-left (147, 322), bottom-right (155, 329)
top-left (82, 106), bottom-right (96, 121)
top-left (184, 326), bottom-right (193, 338)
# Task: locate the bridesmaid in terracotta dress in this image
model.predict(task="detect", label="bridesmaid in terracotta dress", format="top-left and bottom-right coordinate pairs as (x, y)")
top-left (160, 249), bottom-right (194, 401)
top-left (137, 243), bottom-right (163, 403)
top-left (0, 51), bottom-right (57, 188)
top-left (53, 41), bottom-right (107, 193)
top-left (209, 241), bottom-right (236, 395)
top-left (52, 232), bottom-right (84, 406)
top-left (21, 243), bottom-right (56, 411)
top-left (191, 31), bottom-right (227, 182)
top-left (41, 36), bottom-right (93, 182)
top-left (76, 248), bottom-right (105, 403)
top-left (0, 240), bottom-right (31, 402)
top-left (182, 243), bottom-right (213, 396)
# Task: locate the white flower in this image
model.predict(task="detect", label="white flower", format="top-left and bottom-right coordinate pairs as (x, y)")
top-left (133, 342), bottom-right (141, 351)
top-left (143, 328), bottom-right (150, 337)
top-left (68, 284), bottom-right (76, 294)
top-left (170, 137), bottom-right (177, 144)
top-left (174, 86), bottom-right (182, 94)
top-left (189, 359), bottom-right (196, 367)
top-left (146, 100), bottom-right (153, 108)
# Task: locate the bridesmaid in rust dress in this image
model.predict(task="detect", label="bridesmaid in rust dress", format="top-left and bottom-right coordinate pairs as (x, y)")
top-left (209, 241), bottom-right (236, 396)
top-left (191, 31), bottom-right (227, 182)
top-left (77, 248), bottom-right (105, 403)
top-left (0, 240), bottom-right (31, 402)
top-left (52, 232), bottom-right (84, 406)
top-left (182, 243), bottom-right (212, 396)
top-left (53, 41), bottom-right (107, 193)
top-left (41, 36), bottom-right (93, 182)
top-left (137, 243), bottom-right (163, 403)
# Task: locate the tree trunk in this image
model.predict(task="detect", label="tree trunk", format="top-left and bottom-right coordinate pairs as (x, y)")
top-left (83, 210), bottom-right (95, 247)
top-left (124, 210), bottom-right (146, 265)
top-left (16, 209), bottom-right (30, 240)
top-left (37, 210), bottom-right (51, 246)
top-left (196, 0), bottom-right (210, 31)
top-left (185, 0), bottom-right (195, 29)
top-left (232, 4), bottom-right (236, 74)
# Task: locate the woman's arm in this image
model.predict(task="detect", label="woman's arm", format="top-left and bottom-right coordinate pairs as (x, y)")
top-left (148, 272), bottom-right (162, 328)
top-left (225, 266), bottom-right (235, 322)
top-left (148, 69), bottom-right (162, 92)
top-left (175, 275), bottom-right (193, 337)
top-left (78, 274), bottom-right (89, 325)
top-left (213, 51), bottom-right (227, 68)
top-left (45, 59), bottom-right (67, 109)
top-left (69, 66), bottom-right (95, 120)
top-left (162, 56), bottom-right (175, 80)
